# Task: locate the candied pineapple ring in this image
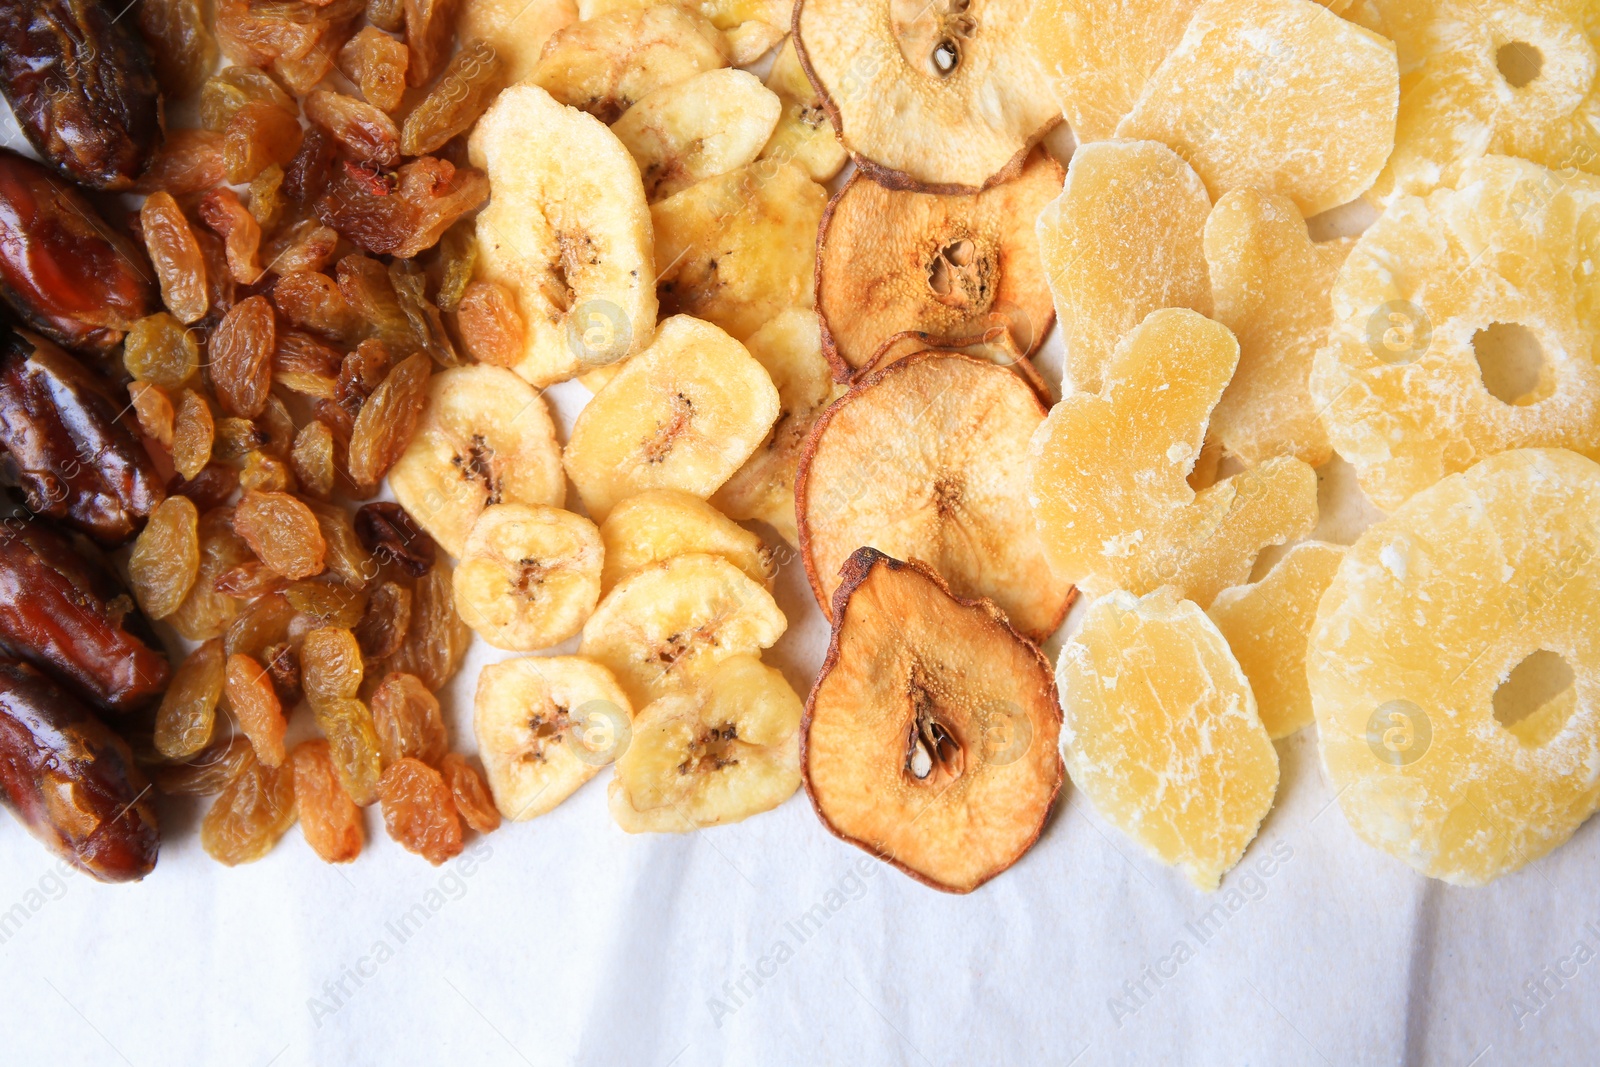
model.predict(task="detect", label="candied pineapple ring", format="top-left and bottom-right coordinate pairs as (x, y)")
top-left (1309, 449), bottom-right (1600, 886)
top-left (1310, 156), bottom-right (1600, 512)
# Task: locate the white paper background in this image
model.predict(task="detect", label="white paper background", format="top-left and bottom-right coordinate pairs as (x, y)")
top-left (2, 65), bottom-right (1599, 1067)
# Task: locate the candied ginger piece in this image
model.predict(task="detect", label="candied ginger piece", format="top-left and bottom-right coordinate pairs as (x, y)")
top-left (1024, 0), bottom-right (1203, 144)
top-left (1037, 140), bottom-right (1212, 394)
top-left (1310, 155), bottom-right (1600, 512)
top-left (1115, 0), bottom-right (1399, 216)
top-left (1208, 540), bottom-right (1345, 739)
top-left (1204, 188), bottom-right (1353, 466)
top-left (1058, 586), bottom-right (1279, 891)
top-left (1027, 308), bottom-right (1318, 603)
top-left (1309, 448), bottom-right (1600, 885)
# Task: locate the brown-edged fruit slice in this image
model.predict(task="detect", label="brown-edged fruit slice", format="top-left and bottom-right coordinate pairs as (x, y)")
top-left (803, 549), bottom-right (1062, 893)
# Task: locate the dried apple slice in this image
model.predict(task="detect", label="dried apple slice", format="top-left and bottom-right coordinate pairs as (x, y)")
top-left (599, 489), bottom-right (774, 592)
top-left (461, 0), bottom-right (578, 84)
top-left (798, 353), bottom-right (1071, 640)
top-left (803, 549), bottom-right (1062, 893)
top-left (652, 160), bottom-right (827, 341)
top-left (531, 5), bottom-right (729, 123)
top-left (468, 84), bottom-right (657, 388)
top-left (759, 37), bottom-right (848, 183)
top-left (452, 504), bottom-right (603, 651)
top-left (610, 654), bottom-right (802, 832)
top-left (578, 553), bottom-right (786, 707)
top-left (612, 68), bottom-right (782, 202)
top-left (563, 315), bottom-right (780, 522)
top-left (816, 150), bottom-right (1061, 378)
top-left (795, 0), bottom-right (1060, 192)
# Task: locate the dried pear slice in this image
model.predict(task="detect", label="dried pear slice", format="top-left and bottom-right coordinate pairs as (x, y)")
top-left (1037, 139), bottom-right (1213, 395)
top-left (610, 654), bottom-right (802, 832)
top-left (1058, 587), bottom-right (1279, 892)
top-left (713, 309), bottom-right (845, 545)
top-left (612, 68), bottom-right (782, 202)
top-left (803, 549), bottom-right (1062, 893)
top-left (1027, 308), bottom-right (1318, 604)
top-left (863, 331), bottom-right (1051, 404)
top-left (453, 504), bottom-right (603, 652)
top-left (816, 150), bottom-right (1061, 378)
top-left (468, 84), bottom-right (658, 388)
top-left (599, 488), bottom-right (774, 593)
top-left (652, 160), bottom-right (827, 342)
top-left (461, 0), bottom-right (578, 84)
top-left (1114, 0), bottom-right (1400, 216)
top-left (759, 37), bottom-right (848, 183)
top-left (795, 0), bottom-right (1060, 192)
top-left (474, 655), bottom-right (634, 820)
top-left (531, 5), bottom-right (729, 124)
top-left (1024, 0), bottom-right (1203, 143)
top-left (578, 553), bottom-right (787, 707)
top-left (563, 315), bottom-right (780, 522)
top-left (798, 353), bottom-right (1072, 640)
top-left (389, 365), bottom-right (565, 559)
top-left (1309, 448), bottom-right (1600, 885)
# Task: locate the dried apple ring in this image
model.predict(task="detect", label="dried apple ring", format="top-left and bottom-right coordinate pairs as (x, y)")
top-left (1310, 156), bottom-right (1600, 512)
top-left (1309, 448), bottom-right (1600, 885)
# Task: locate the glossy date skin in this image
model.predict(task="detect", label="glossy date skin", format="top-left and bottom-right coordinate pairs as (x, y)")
top-left (0, 326), bottom-right (165, 545)
top-left (0, 0), bottom-right (163, 191)
top-left (0, 658), bottom-right (159, 882)
top-left (0, 149), bottom-right (154, 356)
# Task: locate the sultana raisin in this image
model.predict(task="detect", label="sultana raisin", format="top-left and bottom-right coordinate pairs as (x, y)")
top-left (140, 192), bottom-right (209, 325)
top-left (355, 502), bottom-right (434, 578)
top-left (379, 757), bottom-right (461, 863)
top-left (214, 416), bottom-right (270, 463)
top-left (274, 271), bottom-right (364, 343)
top-left (316, 156), bottom-right (489, 259)
top-left (226, 652), bottom-right (288, 767)
top-left (129, 495), bottom-right (201, 620)
top-left (284, 126), bottom-right (336, 205)
top-left (172, 389), bottom-right (215, 481)
top-left (302, 625), bottom-right (365, 709)
top-left (154, 638), bottom-right (226, 760)
top-left (336, 255), bottom-right (414, 349)
top-left (261, 219), bottom-right (340, 277)
top-left (274, 19), bottom-right (351, 95)
top-left (136, 0), bottom-right (220, 100)
top-left (224, 101), bottom-right (305, 185)
top-left (201, 743), bottom-right (297, 865)
top-left (210, 296), bottom-right (276, 418)
top-left (200, 64), bottom-right (298, 132)
top-left (338, 27), bottom-right (409, 113)
top-left (224, 590), bottom-right (296, 658)
top-left (348, 351), bottom-right (431, 488)
top-left (306, 500), bottom-right (375, 588)
top-left (215, 560), bottom-right (288, 600)
top-left (171, 507), bottom-right (252, 641)
top-left (234, 490), bottom-right (327, 579)
top-left (199, 189), bottom-right (265, 286)
top-left (125, 312), bottom-right (200, 388)
top-left (305, 89), bottom-right (400, 167)
top-left (240, 450), bottom-right (293, 493)
top-left (433, 224), bottom-right (476, 313)
top-left (291, 420), bottom-right (338, 497)
top-left (129, 381), bottom-right (175, 448)
top-left (135, 129), bottom-right (227, 196)
top-left (167, 463), bottom-right (240, 512)
top-left (400, 40), bottom-right (503, 157)
top-left (290, 738), bottom-right (363, 862)
top-left (316, 696), bottom-right (383, 805)
top-left (367, 0), bottom-right (403, 33)
top-left (456, 280), bottom-right (525, 368)
top-left (369, 671), bottom-right (444, 767)
top-left (403, 0), bottom-right (461, 87)
top-left (154, 733), bottom-right (254, 795)
top-left (258, 395), bottom-right (296, 459)
top-left (287, 580), bottom-right (367, 630)
top-left (195, 228), bottom-right (237, 323)
top-left (389, 260), bottom-right (458, 366)
top-left (337, 338), bottom-right (393, 418)
top-left (248, 165), bottom-right (287, 231)
top-left (440, 752), bottom-right (501, 833)
top-left (354, 580), bottom-right (411, 660)
top-left (274, 328), bottom-right (344, 397)
top-left (261, 640), bottom-right (302, 706)
top-left (383, 556), bottom-right (470, 691)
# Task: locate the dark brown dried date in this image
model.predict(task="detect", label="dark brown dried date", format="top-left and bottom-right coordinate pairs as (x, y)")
top-left (0, 0), bottom-right (163, 190)
top-left (0, 149), bottom-right (154, 356)
top-left (0, 518), bottom-right (170, 713)
top-left (0, 658), bottom-right (159, 882)
top-left (0, 327), bottom-right (165, 545)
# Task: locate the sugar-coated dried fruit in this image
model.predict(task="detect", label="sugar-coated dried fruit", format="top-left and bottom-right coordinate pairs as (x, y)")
top-left (439, 753), bottom-right (500, 834)
top-left (1204, 189), bottom-right (1352, 467)
top-left (234, 490), bottom-right (328, 580)
top-left (1036, 140), bottom-right (1212, 394)
top-left (1115, 0), bottom-right (1400, 216)
top-left (453, 504), bottom-right (602, 651)
top-left (141, 193), bottom-right (211, 326)
top-left (564, 316), bottom-right (779, 522)
top-left (474, 654), bottom-right (631, 819)
top-left (800, 354), bottom-right (1071, 640)
top-left (599, 489), bottom-right (772, 594)
top-left (370, 672), bottom-right (447, 767)
top-left (155, 640), bottom-right (227, 760)
top-left (613, 69), bottom-right (781, 203)
top-left (1310, 156), bottom-right (1600, 511)
top-left (379, 757), bottom-right (463, 863)
top-left (226, 653), bottom-right (288, 768)
top-left (291, 739), bottom-right (364, 863)
top-left (1208, 541), bottom-right (1345, 740)
top-left (467, 85), bottom-right (657, 386)
top-left (533, 5), bottom-right (726, 124)
top-left (339, 27), bottom-right (410, 112)
top-left (383, 557), bottom-right (472, 691)
top-left (1310, 449), bottom-right (1600, 885)
top-left (759, 37), bottom-right (847, 184)
top-left (1028, 309), bottom-right (1318, 604)
top-left (316, 697), bottom-right (385, 807)
top-left (804, 549), bottom-right (1062, 892)
top-left (210, 296), bottom-right (276, 418)
top-left (610, 654), bottom-right (800, 833)
top-left (1059, 587), bottom-right (1278, 891)
top-left (129, 496), bottom-right (201, 621)
top-left (201, 743), bottom-right (297, 866)
top-left (580, 553), bottom-right (786, 708)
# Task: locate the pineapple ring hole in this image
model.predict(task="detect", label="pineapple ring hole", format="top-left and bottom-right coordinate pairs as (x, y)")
top-left (1472, 322), bottom-right (1549, 405)
top-left (1493, 649), bottom-right (1576, 745)
top-left (1496, 42), bottom-right (1544, 89)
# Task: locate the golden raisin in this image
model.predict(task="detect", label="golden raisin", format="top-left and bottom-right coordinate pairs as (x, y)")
top-left (307, 499), bottom-right (375, 590)
top-left (171, 507), bottom-right (252, 641)
top-left (224, 102), bottom-right (305, 184)
top-left (172, 389), bottom-right (215, 481)
top-left (434, 224), bottom-right (476, 313)
top-left (224, 591), bottom-right (296, 659)
top-left (291, 420), bottom-right (338, 498)
top-left (248, 165), bottom-right (287, 230)
top-left (400, 40), bottom-right (503, 157)
top-left (239, 451), bottom-right (292, 493)
top-left (302, 626), bottom-right (365, 709)
top-left (354, 581), bottom-right (412, 660)
top-left (154, 733), bottom-right (253, 796)
top-left (201, 66), bottom-right (297, 132)
top-left (337, 255), bottom-right (413, 349)
top-left (226, 652), bottom-right (288, 767)
top-left (129, 382), bottom-right (175, 448)
top-left (262, 220), bottom-right (340, 277)
top-left (305, 89), bottom-right (400, 166)
top-left (234, 490), bottom-right (327, 579)
top-left (339, 27), bottom-right (409, 112)
top-left (154, 638), bottom-right (227, 760)
top-left (440, 752), bottom-right (500, 833)
top-left (199, 188), bottom-right (264, 285)
top-left (135, 129), bottom-right (227, 196)
top-left (129, 495), bottom-right (201, 620)
top-left (379, 757), bottom-right (462, 864)
top-left (215, 560), bottom-right (287, 600)
top-left (201, 745), bottom-right (297, 866)
top-left (274, 271), bottom-right (365, 343)
top-left (348, 351), bottom-right (431, 488)
top-left (140, 192), bottom-right (209, 325)
top-left (210, 296), bottom-right (276, 418)
top-left (369, 672), bottom-right (445, 767)
top-left (290, 739), bottom-right (363, 863)
top-left (316, 697), bottom-right (384, 806)
top-left (125, 312), bottom-right (200, 387)
top-left (286, 581), bottom-right (367, 630)
top-left (457, 280), bottom-right (524, 367)
top-left (137, 0), bottom-right (219, 100)
top-left (384, 557), bottom-right (470, 690)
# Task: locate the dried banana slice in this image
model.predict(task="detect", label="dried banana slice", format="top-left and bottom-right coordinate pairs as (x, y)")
top-left (612, 68), bottom-right (782, 202)
top-left (1028, 308), bottom-right (1318, 605)
top-left (600, 489), bottom-right (773, 593)
top-left (803, 549), bottom-right (1063, 893)
top-left (816, 150), bottom-right (1061, 378)
top-left (799, 354), bottom-right (1072, 641)
top-left (609, 654), bottom-right (802, 832)
top-left (712, 309), bottom-right (843, 546)
top-left (475, 655), bottom-right (635, 820)
top-left (389, 365), bottom-right (564, 559)
top-left (468, 84), bottom-right (657, 388)
top-left (453, 504), bottom-right (603, 651)
top-left (461, 0), bottom-right (578, 84)
top-left (579, 0), bottom-right (787, 64)
top-left (795, 0), bottom-right (1060, 192)
top-left (579, 553), bottom-right (786, 707)
top-left (759, 38), bottom-right (848, 183)
top-left (563, 315), bottom-right (780, 522)
top-left (532, 5), bottom-right (729, 123)
top-left (652, 161), bottom-right (827, 342)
